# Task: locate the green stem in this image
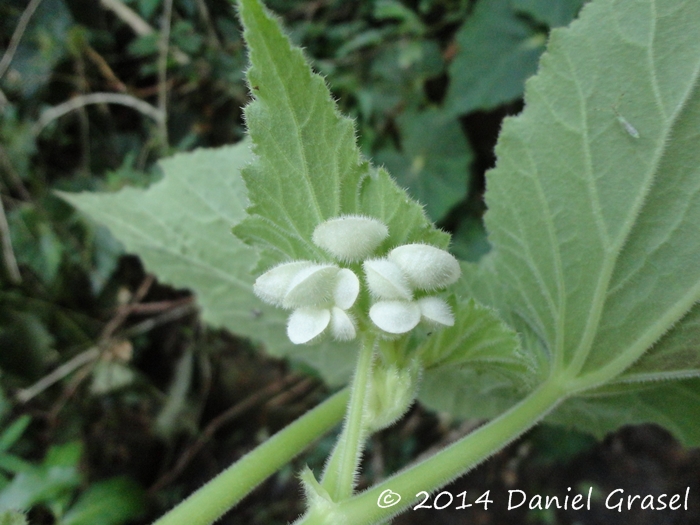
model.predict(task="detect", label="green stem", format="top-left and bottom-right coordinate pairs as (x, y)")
top-left (299, 377), bottom-right (566, 525)
top-left (151, 388), bottom-right (349, 525)
top-left (321, 334), bottom-right (375, 501)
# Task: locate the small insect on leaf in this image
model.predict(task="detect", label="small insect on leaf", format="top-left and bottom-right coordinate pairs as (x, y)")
top-left (615, 113), bottom-right (640, 138)
top-left (612, 94), bottom-right (640, 138)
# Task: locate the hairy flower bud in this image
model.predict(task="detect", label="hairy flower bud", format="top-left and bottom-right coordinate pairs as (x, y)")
top-left (388, 244), bottom-right (460, 290)
top-left (364, 360), bottom-right (421, 432)
top-left (312, 215), bottom-right (389, 262)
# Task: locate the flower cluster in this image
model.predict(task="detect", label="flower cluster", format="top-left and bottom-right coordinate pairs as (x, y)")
top-left (253, 215), bottom-right (460, 344)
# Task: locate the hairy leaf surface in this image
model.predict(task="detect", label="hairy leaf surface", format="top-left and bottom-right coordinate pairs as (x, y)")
top-left (60, 145), bottom-right (283, 343)
top-left (469, 0), bottom-right (700, 441)
top-left (235, 0), bottom-right (448, 271)
top-left (61, 145), bottom-right (358, 385)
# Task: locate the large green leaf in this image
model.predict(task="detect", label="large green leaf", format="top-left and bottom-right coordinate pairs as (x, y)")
top-left (469, 0), bottom-right (700, 441)
top-left (548, 378), bottom-right (700, 447)
top-left (234, 0), bottom-right (448, 271)
top-left (417, 296), bottom-right (529, 419)
top-left (59, 144), bottom-right (288, 349)
top-left (61, 143), bottom-right (358, 385)
top-left (444, 0), bottom-right (546, 116)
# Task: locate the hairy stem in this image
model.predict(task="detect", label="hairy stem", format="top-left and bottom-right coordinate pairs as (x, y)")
top-left (321, 335), bottom-right (375, 501)
top-left (299, 377), bottom-right (565, 525)
top-left (151, 388), bottom-right (349, 525)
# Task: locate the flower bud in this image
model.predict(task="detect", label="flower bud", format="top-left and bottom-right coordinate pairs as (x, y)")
top-left (388, 244), bottom-right (460, 291)
top-left (364, 360), bottom-right (421, 432)
top-left (363, 259), bottom-right (412, 300)
top-left (312, 215), bottom-right (389, 262)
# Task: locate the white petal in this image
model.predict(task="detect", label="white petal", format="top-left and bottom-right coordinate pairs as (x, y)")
top-left (417, 296), bottom-right (454, 326)
top-left (254, 261), bottom-right (313, 306)
top-left (388, 244), bottom-right (460, 290)
top-left (330, 307), bottom-right (356, 341)
top-left (369, 300), bottom-right (421, 334)
top-left (312, 215), bottom-right (389, 262)
top-left (333, 269), bottom-right (360, 309)
top-left (283, 264), bottom-right (339, 308)
top-left (363, 259), bottom-right (412, 300)
top-left (287, 308), bottom-right (331, 344)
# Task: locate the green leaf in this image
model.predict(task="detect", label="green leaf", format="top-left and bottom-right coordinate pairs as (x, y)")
top-left (420, 367), bottom-right (522, 420)
top-left (7, 205), bottom-right (64, 285)
top-left (60, 144), bottom-right (356, 385)
top-left (375, 108), bottom-right (472, 222)
top-left (450, 217), bottom-right (490, 263)
top-left (60, 144), bottom-right (286, 352)
top-left (234, 0), bottom-right (448, 270)
top-left (59, 477), bottom-right (146, 525)
top-left (418, 297), bottom-right (523, 371)
top-left (0, 417), bottom-right (31, 454)
top-left (417, 296), bottom-right (531, 419)
top-left (615, 302), bottom-right (700, 384)
top-left (548, 379), bottom-right (700, 447)
top-left (3, 0), bottom-right (72, 97)
top-left (0, 510), bottom-right (27, 525)
top-left (444, 0), bottom-right (547, 116)
top-left (469, 0), bottom-right (700, 440)
top-left (515, 0), bottom-right (587, 28)
top-left (0, 442), bottom-right (81, 512)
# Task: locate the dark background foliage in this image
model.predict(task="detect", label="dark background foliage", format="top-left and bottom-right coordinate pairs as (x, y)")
top-left (1, 0), bottom-right (697, 523)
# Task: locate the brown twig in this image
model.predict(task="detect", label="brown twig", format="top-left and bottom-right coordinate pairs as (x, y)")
top-left (16, 275), bottom-right (174, 408)
top-left (16, 347), bottom-right (101, 403)
top-left (121, 301), bottom-right (197, 338)
top-left (121, 296), bottom-right (193, 315)
top-left (101, 274), bottom-right (155, 339)
top-left (265, 376), bottom-right (316, 409)
top-left (149, 373), bottom-right (304, 493)
top-left (84, 45), bottom-right (128, 93)
top-left (33, 92), bottom-right (164, 135)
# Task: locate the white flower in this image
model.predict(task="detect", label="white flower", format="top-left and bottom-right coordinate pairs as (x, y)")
top-left (362, 258), bottom-right (412, 300)
top-left (364, 244), bottom-right (458, 334)
top-left (369, 300), bottom-right (421, 334)
top-left (312, 215), bottom-right (389, 262)
top-left (254, 261), bottom-right (360, 344)
top-left (287, 269), bottom-right (360, 344)
top-left (253, 261), bottom-right (313, 307)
